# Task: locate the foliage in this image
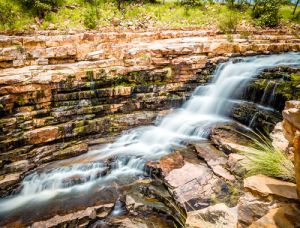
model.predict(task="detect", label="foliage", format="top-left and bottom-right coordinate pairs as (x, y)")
top-left (240, 132), bottom-right (295, 183)
top-left (218, 11), bottom-right (240, 33)
top-left (226, 0), bottom-right (248, 10)
top-left (83, 7), bottom-right (98, 29)
top-left (19, 0), bottom-right (63, 18)
top-left (251, 0), bottom-right (282, 27)
top-left (0, 1), bottom-right (17, 29)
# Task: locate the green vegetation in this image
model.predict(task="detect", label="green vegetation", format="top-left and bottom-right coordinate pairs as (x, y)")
top-left (241, 133), bottom-right (295, 183)
top-left (0, 0), bottom-right (299, 30)
top-left (251, 0), bottom-right (282, 27)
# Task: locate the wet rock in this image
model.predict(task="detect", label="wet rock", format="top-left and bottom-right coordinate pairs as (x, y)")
top-left (40, 142), bottom-right (88, 163)
top-left (125, 195), bottom-right (143, 211)
top-left (244, 174), bottom-right (298, 200)
top-left (146, 151), bottom-right (184, 176)
top-left (249, 204), bottom-right (300, 228)
top-left (185, 203), bottom-right (237, 228)
top-left (0, 172), bottom-right (21, 192)
top-left (4, 160), bottom-right (30, 173)
top-left (31, 203), bottom-right (113, 228)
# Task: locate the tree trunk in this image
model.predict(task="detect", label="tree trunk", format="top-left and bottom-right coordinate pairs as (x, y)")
top-left (294, 0), bottom-right (300, 15)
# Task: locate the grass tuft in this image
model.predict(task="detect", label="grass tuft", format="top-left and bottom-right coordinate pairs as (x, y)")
top-left (240, 132), bottom-right (295, 183)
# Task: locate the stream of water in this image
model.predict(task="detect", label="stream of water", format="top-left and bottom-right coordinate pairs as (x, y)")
top-left (1, 52), bottom-right (300, 221)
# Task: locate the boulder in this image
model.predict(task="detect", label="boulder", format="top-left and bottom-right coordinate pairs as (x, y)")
top-left (249, 204), bottom-right (300, 228)
top-left (244, 174), bottom-right (298, 200)
top-left (185, 203), bottom-right (237, 228)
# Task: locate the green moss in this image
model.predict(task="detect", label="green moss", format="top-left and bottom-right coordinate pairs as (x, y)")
top-left (17, 97), bottom-right (26, 106)
top-left (86, 70), bottom-right (94, 81)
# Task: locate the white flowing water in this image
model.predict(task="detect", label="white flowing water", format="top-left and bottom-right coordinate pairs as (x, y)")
top-left (1, 52), bottom-right (300, 213)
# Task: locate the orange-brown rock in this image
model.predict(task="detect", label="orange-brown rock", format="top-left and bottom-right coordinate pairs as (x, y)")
top-left (24, 126), bottom-right (59, 145)
top-left (1, 30), bottom-right (300, 195)
top-left (282, 101), bottom-right (300, 198)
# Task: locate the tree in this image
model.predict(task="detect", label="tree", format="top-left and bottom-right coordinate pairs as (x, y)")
top-left (293, 0), bottom-right (300, 15)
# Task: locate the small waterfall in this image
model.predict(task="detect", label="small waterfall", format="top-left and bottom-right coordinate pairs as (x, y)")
top-left (260, 81), bottom-right (272, 105)
top-left (268, 83), bottom-right (279, 107)
top-left (1, 52), bottom-right (300, 213)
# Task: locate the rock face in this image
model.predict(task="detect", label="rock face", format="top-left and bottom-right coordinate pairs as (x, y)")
top-left (244, 174), bottom-right (298, 200)
top-left (282, 101), bottom-right (300, 197)
top-left (185, 203), bottom-right (237, 228)
top-left (1, 30), bottom-right (300, 195)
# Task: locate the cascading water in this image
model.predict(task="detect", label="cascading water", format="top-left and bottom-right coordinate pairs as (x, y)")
top-left (1, 52), bottom-right (300, 215)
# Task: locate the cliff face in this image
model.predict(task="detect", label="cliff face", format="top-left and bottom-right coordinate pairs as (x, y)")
top-left (282, 101), bottom-right (300, 197)
top-left (1, 29), bottom-right (300, 194)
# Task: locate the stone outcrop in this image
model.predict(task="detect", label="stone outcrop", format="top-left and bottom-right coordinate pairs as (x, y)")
top-left (1, 30), bottom-right (300, 195)
top-left (244, 174), bottom-right (298, 200)
top-left (282, 100), bottom-right (300, 197)
top-left (185, 203), bottom-right (237, 228)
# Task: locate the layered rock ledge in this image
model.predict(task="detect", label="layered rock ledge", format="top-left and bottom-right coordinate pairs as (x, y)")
top-left (1, 29), bottom-right (300, 195)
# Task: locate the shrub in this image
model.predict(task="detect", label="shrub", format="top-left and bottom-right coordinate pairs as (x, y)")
top-left (218, 12), bottom-right (239, 34)
top-left (83, 8), bottom-right (98, 29)
top-left (241, 133), bottom-right (295, 183)
top-left (0, 1), bottom-right (17, 29)
top-left (20, 0), bottom-right (63, 18)
top-left (251, 0), bottom-right (282, 27)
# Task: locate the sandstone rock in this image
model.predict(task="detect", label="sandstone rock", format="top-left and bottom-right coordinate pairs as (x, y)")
top-left (24, 126), bottom-right (59, 145)
top-left (249, 204), bottom-right (300, 228)
top-left (194, 143), bottom-right (235, 181)
top-left (0, 172), bottom-right (21, 190)
top-left (270, 122), bottom-right (289, 152)
top-left (112, 18), bottom-right (121, 26)
top-left (293, 133), bottom-right (300, 198)
top-left (210, 124), bottom-right (252, 154)
top-left (4, 160), bottom-right (30, 173)
top-left (237, 192), bottom-right (272, 227)
top-left (31, 203), bottom-right (113, 228)
top-left (283, 101), bottom-right (300, 129)
top-left (146, 151), bottom-right (184, 176)
top-left (40, 143), bottom-right (88, 163)
top-left (244, 174), bottom-right (298, 200)
top-left (227, 153), bottom-right (248, 177)
top-left (185, 203), bottom-right (237, 228)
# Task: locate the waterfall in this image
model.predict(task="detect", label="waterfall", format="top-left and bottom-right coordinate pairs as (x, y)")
top-left (1, 52), bottom-right (300, 213)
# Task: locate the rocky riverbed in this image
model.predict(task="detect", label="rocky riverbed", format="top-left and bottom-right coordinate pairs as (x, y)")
top-left (1, 29), bottom-right (300, 227)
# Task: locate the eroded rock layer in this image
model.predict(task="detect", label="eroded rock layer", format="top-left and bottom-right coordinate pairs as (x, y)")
top-left (1, 30), bottom-right (300, 195)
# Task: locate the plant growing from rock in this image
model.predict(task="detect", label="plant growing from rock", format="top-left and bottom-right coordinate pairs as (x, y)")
top-left (240, 132), bottom-right (295, 183)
